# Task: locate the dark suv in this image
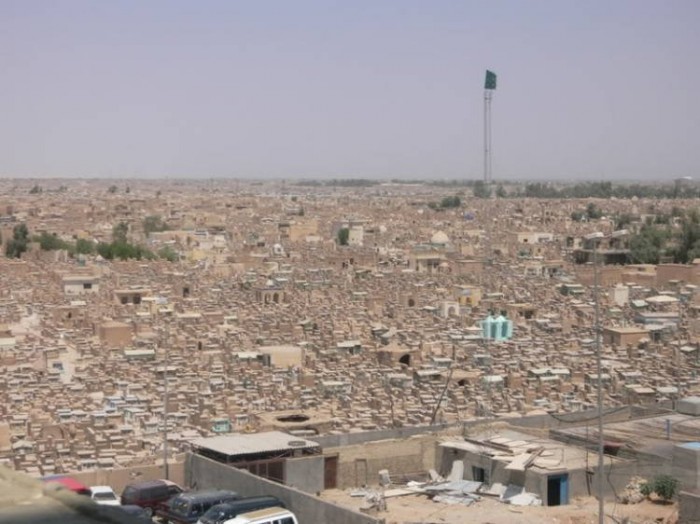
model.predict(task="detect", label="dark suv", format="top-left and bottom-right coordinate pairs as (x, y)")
top-left (156, 490), bottom-right (239, 524)
top-left (120, 479), bottom-right (183, 515)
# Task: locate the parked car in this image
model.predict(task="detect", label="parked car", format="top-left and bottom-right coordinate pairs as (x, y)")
top-left (90, 485), bottom-right (120, 506)
top-left (41, 475), bottom-right (91, 496)
top-left (223, 507), bottom-right (298, 524)
top-left (119, 504), bottom-right (153, 523)
top-left (197, 496), bottom-right (285, 524)
top-left (120, 479), bottom-right (183, 515)
top-left (156, 489), bottom-right (239, 524)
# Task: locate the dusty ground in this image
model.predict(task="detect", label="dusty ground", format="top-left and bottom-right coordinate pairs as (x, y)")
top-left (321, 489), bottom-right (679, 524)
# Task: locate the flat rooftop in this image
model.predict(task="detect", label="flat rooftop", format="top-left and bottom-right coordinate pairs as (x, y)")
top-left (191, 431), bottom-right (320, 457)
top-left (552, 413), bottom-right (700, 460)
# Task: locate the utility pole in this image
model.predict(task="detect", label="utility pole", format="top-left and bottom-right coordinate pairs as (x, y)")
top-left (162, 327), bottom-right (170, 480)
top-left (590, 235), bottom-right (604, 524)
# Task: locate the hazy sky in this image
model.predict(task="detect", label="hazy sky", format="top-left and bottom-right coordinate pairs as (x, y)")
top-left (1, 1), bottom-right (698, 180)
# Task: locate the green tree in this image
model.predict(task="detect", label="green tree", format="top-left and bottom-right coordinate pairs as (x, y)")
top-left (35, 232), bottom-right (72, 251)
top-left (158, 245), bottom-right (178, 262)
top-left (586, 203), bottom-right (603, 220)
top-left (670, 209), bottom-right (700, 263)
top-left (472, 181), bottom-right (492, 199)
top-left (103, 241), bottom-right (155, 261)
top-left (143, 215), bottom-right (169, 235)
top-left (629, 226), bottom-right (669, 264)
top-left (96, 242), bottom-right (114, 259)
top-left (112, 222), bottom-right (129, 243)
top-left (671, 206), bottom-right (685, 218)
top-left (654, 214), bottom-right (671, 225)
top-left (107, 185), bottom-right (118, 194)
top-left (5, 223), bottom-right (29, 258)
top-left (75, 238), bottom-right (95, 255)
top-left (615, 213), bottom-right (634, 230)
top-left (571, 211), bottom-right (585, 222)
top-left (524, 182), bottom-right (559, 198)
top-left (337, 227), bottom-right (350, 246)
top-left (495, 185), bottom-right (507, 198)
top-left (29, 184), bottom-right (42, 194)
top-left (440, 195), bottom-right (461, 208)
top-left (14, 224), bottom-right (28, 242)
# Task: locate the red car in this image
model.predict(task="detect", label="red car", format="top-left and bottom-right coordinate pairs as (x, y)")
top-left (42, 475), bottom-right (91, 496)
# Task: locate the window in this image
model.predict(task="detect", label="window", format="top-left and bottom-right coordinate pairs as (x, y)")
top-left (83, 282), bottom-right (92, 290)
top-left (92, 492), bottom-right (117, 502)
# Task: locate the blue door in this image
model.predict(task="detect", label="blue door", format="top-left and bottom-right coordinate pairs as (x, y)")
top-left (547, 474), bottom-right (569, 506)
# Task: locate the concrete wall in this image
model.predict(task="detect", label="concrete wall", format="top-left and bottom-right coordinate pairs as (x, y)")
top-left (576, 266), bottom-right (623, 287)
top-left (329, 435), bottom-right (437, 490)
top-left (657, 264), bottom-right (699, 286)
top-left (67, 460), bottom-right (185, 494)
top-left (313, 423), bottom-right (455, 449)
top-left (679, 491), bottom-right (700, 524)
top-left (284, 455), bottom-right (324, 494)
top-left (584, 452), bottom-right (674, 499)
top-left (673, 444), bottom-right (700, 491)
top-left (186, 453), bottom-right (382, 524)
top-left (509, 405), bottom-right (672, 432)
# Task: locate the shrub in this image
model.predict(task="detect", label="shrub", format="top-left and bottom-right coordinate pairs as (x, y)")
top-left (651, 475), bottom-right (679, 502)
top-left (641, 475), bottom-right (679, 502)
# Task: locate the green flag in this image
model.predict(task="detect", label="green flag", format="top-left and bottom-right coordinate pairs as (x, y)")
top-left (485, 70), bottom-right (497, 90)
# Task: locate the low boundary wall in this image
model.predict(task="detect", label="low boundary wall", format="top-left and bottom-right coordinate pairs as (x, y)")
top-left (185, 453), bottom-right (383, 524)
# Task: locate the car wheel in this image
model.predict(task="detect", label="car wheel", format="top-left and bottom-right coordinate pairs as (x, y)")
top-left (144, 507), bottom-right (153, 517)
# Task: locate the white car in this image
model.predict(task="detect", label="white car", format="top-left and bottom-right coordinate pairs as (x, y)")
top-left (223, 507), bottom-right (298, 524)
top-left (90, 485), bottom-right (121, 506)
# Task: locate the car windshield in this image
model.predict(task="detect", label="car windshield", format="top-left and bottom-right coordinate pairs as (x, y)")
top-left (171, 499), bottom-right (191, 514)
top-left (201, 506), bottom-right (231, 523)
top-left (93, 492), bottom-right (117, 501)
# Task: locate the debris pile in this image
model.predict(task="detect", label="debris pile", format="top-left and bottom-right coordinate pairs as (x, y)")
top-left (620, 476), bottom-right (648, 504)
top-left (354, 461), bottom-right (542, 512)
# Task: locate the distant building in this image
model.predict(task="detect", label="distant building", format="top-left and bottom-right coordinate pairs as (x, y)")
top-left (61, 275), bottom-right (99, 295)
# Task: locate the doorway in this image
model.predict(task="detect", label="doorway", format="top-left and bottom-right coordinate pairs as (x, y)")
top-left (547, 474), bottom-right (569, 506)
top-left (472, 466), bottom-right (488, 484)
top-left (324, 455), bottom-right (338, 489)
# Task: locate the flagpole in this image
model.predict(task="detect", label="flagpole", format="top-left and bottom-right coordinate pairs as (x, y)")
top-left (483, 89), bottom-right (489, 184)
top-left (487, 90), bottom-right (492, 183)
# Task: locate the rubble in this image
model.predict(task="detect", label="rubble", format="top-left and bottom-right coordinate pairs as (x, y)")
top-left (620, 476), bottom-right (648, 504)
